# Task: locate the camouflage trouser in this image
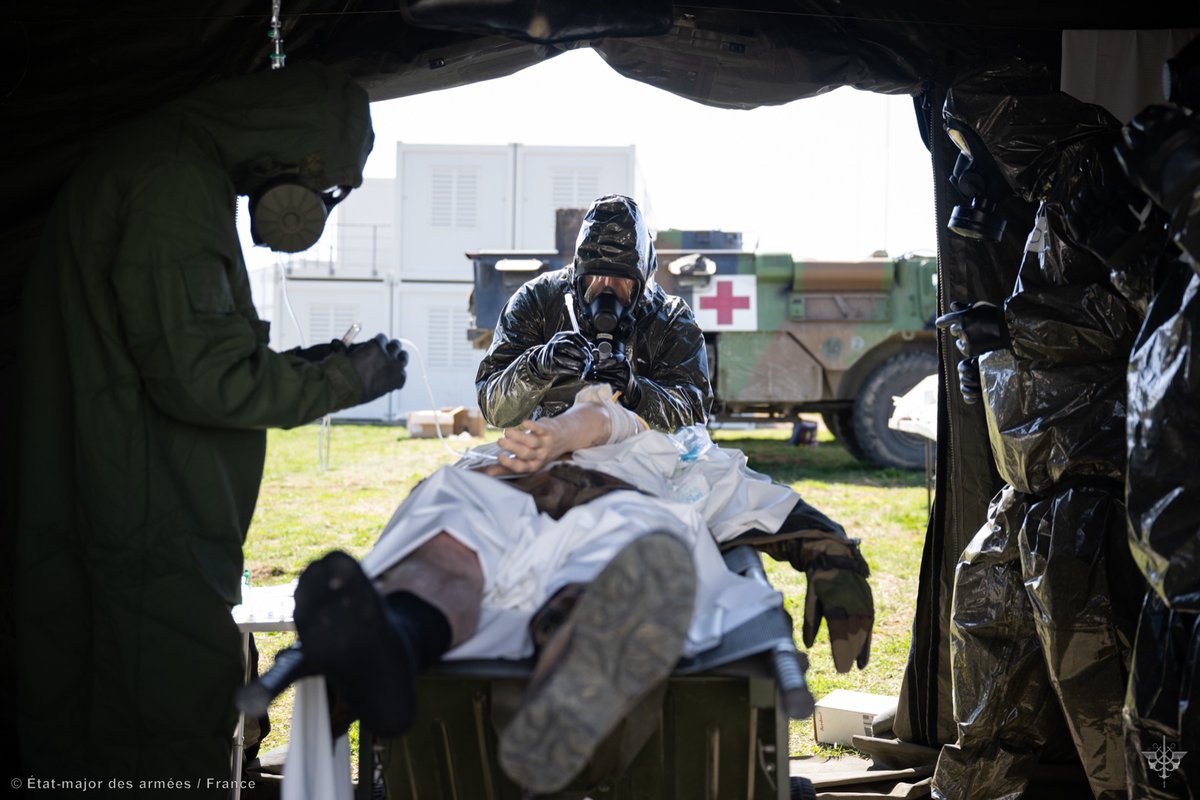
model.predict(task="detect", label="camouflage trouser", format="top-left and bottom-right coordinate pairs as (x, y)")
top-left (933, 484), bottom-right (1137, 800)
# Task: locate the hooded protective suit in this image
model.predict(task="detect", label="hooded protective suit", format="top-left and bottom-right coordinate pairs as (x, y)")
top-left (933, 68), bottom-right (1142, 800)
top-left (476, 195), bottom-right (712, 432)
top-left (1112, 77), bottom-right (1200, 796)
top-left (17, 64), bottom-right (373, 785)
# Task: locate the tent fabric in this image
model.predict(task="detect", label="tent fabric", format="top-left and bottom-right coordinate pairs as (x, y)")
top-left (7, 2), bottom-right (1200, 783)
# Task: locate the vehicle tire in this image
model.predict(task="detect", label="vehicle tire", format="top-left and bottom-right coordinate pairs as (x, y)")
top-left (790, 776), bottom-right (817, 800)
top-left (822, 408), bottom-right (866, 461)
top-left (852, 350), bottom-right (938, 470)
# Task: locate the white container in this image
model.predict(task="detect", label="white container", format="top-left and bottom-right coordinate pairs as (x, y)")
top-left (812, 690), bottom-right (898, 747)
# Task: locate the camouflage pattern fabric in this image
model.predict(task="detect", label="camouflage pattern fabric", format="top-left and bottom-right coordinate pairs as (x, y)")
top-left (752, 499), bottom-right (873, 673)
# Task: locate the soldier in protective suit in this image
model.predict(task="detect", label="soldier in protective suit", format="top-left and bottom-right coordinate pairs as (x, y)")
top-left (476, 195), bottom-right (872, 672)
top-left (17, 64), bottom-right (406, 787)
top-left (1095, 38), bottom-right (1200, 797)
top-left (476, 194), bottom-right (712, 432)
top-left (931, 65), bottom-right (1143, 800)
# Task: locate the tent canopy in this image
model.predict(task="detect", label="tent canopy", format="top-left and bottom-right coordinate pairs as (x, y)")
top-left (5, 0), bottom-right (1200, 750)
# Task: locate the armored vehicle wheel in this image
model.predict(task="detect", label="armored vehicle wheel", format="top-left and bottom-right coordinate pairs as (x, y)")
top-left (822, 408), bottom-right (867, 461)
top-left (852, 350), bottom-right (938, 470)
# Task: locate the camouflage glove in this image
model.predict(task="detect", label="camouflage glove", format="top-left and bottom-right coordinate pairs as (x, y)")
top-left (790, 534), bottom-right (874, 673)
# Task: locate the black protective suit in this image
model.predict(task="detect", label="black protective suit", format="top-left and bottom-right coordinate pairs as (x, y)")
top-left (17, 64), bottom-right (374, 788)
top-left (1110, 86), bottom-right (1200, 798)
top-left (932, 70), bottom-right (1142, 800)
top-left (476, 195), bottom-right (712, 432)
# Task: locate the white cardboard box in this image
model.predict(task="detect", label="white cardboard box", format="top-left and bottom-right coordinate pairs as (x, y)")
top-left (812, 690), bottom-right (898, 747)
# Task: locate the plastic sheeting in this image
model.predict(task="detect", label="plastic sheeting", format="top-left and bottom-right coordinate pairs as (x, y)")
top-left (934, 484), bottom-right (1136, 800)
top-left (1123, 595), bottom-right (1200, 799)
top-left (933, 69), bottom-right (1144, 799)
top-left (1124, 259), bottom-right (1200, 799)
top-left (475, 196), bottom-right (712, 432)
top-left (934, 487), bottom-right (1073, 800)
top-left (1127, 261), bottom-right (1200, 610)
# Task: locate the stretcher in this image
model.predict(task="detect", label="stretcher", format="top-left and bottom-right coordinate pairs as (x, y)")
top-left (358, 545), bottom-right (813, 800)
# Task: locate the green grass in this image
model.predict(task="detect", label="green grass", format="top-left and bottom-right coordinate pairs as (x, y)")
top-left (243, 418), bottom-right (928, 761)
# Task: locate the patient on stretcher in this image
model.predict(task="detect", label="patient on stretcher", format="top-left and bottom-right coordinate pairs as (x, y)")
top-left (276, 386), bottom-right (872, 794)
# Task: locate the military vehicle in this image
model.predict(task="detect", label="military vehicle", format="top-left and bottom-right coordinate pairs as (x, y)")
top-left (468, 214), bottom-right (938, 470)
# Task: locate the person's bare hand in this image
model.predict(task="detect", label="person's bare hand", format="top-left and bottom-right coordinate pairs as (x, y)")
top-left (493, 419), bottom-right (572, 473)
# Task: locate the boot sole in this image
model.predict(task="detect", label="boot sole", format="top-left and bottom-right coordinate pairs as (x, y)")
top-left (499, 531), bottom-right (697, 793)
top-left (293, 550), bottom-right (416, 737)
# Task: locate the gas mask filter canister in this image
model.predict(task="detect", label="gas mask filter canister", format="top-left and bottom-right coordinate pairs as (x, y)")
top-left (249, 178), bottom-right (351, 253)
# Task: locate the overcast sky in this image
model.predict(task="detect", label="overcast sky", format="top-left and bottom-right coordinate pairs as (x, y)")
top-left (241, 47), bottom-right (938, 267)
top-left (365, 47), bottom-right (938, 260)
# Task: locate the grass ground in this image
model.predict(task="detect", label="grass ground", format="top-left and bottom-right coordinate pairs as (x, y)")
top-left (243, 418), bottom-right (928, 762)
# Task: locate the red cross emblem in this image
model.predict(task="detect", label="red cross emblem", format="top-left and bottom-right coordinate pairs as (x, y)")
top-left (699, 279), bottom-right (751, 325)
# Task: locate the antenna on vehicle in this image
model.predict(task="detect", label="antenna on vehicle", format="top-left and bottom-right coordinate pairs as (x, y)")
top-left (268, 0), bottom-right (286, 70)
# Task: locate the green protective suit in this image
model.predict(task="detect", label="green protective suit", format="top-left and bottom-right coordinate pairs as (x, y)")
top-left (475, 267), bottom-right (712, 432)
top-left (17, 64), bottom-right (372, 787)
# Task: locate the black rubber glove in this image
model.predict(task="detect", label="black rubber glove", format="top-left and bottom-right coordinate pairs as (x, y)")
top-left (346, 333), bottom-right (407, 402)
top-left (957, 356), bottom-right (983, 405)
top-left (1117, 104), bottom-right (1200, 214)
top-left (934, 301), bottom-right (1010, 358)
top-left (285, 339), bottom-right (347, 363)
top-left (529, 331), bottom-right (592, 381)
top-left (590, 354), bottom-right (642, 409)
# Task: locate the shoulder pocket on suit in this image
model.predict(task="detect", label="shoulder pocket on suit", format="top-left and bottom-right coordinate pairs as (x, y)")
top-left (181, 258), bottom-right (236, 313)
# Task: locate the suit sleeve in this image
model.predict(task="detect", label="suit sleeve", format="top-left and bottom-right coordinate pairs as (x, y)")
top-left (629, 302), bottom-right (713, 431)
top-left (110, 162), bottom-right (363, 429)
top-left (475, 282), bottom-right (558, 428)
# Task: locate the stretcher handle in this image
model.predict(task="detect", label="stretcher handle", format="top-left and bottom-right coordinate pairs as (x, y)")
top-left (235, 644), bottom-right (313, 718)
top-left (772, 646), bottom-right (814, 719)
top-left (723, 545), bottom-right (815, 719)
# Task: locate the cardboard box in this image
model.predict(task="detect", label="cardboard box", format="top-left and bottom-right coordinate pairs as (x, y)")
top-left (812, 690), bottom-right (898, 747)
top-left (463, 408), bottom-right (487, 437)
top-left (406, 407), bottom-right (465, 438)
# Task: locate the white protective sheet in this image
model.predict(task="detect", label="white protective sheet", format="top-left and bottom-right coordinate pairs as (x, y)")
top-left (286, 407), bottom-right (801, 798)
top-left (359, 423), bottom-right (796, 658)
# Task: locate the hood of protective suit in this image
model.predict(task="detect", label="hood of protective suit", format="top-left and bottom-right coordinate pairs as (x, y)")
top-left (571, 194), bottom-right (657, 308)
top-left (159, 62), bottom-right (374, 197)
top-left (945, 64), bottom-right (1119, 202)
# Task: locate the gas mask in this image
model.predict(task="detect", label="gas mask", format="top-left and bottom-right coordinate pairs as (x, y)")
top-left (945, 121), bottom-right (1009, 242)
top-left (249, 176), bottom-right (352, 253)
top-left (578, 273), bottom-right (636, 368)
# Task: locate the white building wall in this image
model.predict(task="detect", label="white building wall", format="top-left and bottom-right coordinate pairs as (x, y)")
top-left (270, 276), bottom-right (396, 421)
top-left (396, 144), bottom-right (514, 282)
top-left (335, 178), bottom-right (396, 278)
top-left (392, 282), bottom-right (486, 419)
top-left (264, 143), bottom-right (637, 422)
top-left (514, 145), bottom-right (637, 249)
